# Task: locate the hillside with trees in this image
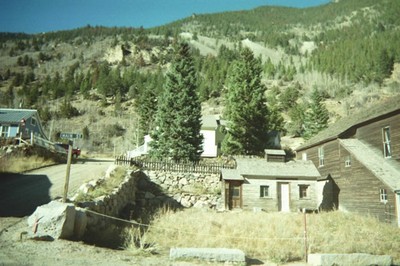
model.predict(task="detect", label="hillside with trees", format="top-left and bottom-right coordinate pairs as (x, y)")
top-left (0, 0), bottom-right (399, 156)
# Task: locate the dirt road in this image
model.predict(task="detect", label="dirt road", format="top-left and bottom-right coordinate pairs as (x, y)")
top-left (0, 158), bottom-right (114, 217)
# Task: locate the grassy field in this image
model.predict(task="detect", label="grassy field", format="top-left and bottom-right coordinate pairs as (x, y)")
top-left (0, 154), bottom-right (55, 173)
top-left (124, 208), bottom-right (400, 264)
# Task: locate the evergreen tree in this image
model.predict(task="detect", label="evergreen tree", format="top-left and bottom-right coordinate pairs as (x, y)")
top-left (302, 88), bottom-right (329, 140)
top-left (149, 42), bottom-right (203, 161)
top-left (222, 47), bottom-right (269, 156)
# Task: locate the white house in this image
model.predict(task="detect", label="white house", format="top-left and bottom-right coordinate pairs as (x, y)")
top-left (126, 115), bottom-right (225, 159)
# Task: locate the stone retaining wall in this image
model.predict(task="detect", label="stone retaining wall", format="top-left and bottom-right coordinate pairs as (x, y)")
top-left (76, 168), bottom-right (222, 236)
top-left (142, 170), bottom-right (222, 209)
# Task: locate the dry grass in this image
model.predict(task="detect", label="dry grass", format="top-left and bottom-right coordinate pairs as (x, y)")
top-left (0, 154), bottom-right (55, 173)
top-left (74, 166), bottom-right (129, 202)
top-left (124, 209), bottom-right (400, 264)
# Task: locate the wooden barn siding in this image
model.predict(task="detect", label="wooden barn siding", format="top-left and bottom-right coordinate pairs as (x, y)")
top-left (337, 144), bottom-right (396, 222)
top-left (355, 113), bottom-right (400, 161)
top-left (298, 140), bottom-right (341, 180)
top-left (241, 178), bottom-right (318, 212)
top-left (298, 140), bottom-right (396, 222)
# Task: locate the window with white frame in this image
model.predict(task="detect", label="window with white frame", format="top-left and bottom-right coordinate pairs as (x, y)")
top-left (1, 126), bottom-right (9, 138)
top-left (380, 188), bottom-right (388, 203)
top-left (382, 127), bottom-right (392, 158)
top-left (299, 185), bottom-right (309, 199)
top-left (345, 155), bottom-right (351, 167)
top-left (260, 186), bottom-right (270, 198)
top-left (318, 147), bottom-right (325, 167)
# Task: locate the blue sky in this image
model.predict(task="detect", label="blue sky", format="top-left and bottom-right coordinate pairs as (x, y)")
top-left (0, 0), bottom-right (330, 34)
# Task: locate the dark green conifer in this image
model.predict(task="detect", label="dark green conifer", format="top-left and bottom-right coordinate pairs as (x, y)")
top-left (222, 47), bottom-right (269, 156)
top-left (150, 42), bottom-right (203, 161)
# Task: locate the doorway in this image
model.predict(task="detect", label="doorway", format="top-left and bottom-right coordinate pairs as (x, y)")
top-left (278, 183), bottom-right (290, 212)
top-left (225, 181), bottom-right (242, 210)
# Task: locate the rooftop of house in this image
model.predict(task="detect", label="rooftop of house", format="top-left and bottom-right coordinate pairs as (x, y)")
top-left (340, 138), bottom-right (400, 191)
top-left (297, 95), bottom-right (400, 151)
top-left (0, 108), bottom-right (37, 124)
top-left (265, 149), bottom-right (286, 156)
top-left (221, 157), bottom-right (321, 181)
top-left (201, 115), bottom-right (221, 130)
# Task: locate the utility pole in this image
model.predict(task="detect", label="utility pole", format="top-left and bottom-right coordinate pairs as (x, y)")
top-left (63, 140), bottom-right (73, 203)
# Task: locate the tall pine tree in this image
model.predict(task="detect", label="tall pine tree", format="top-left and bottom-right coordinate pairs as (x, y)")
top-left (302, 88), bottom-right (329, 140)
top-left (149, 42), bottom-right (203, 161)
top-left (222, 47), bottom-right (269, 156)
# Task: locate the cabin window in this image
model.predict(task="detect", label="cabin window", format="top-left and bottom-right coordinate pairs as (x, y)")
top-left (1, 125), bottom-right (9, 138)
top-left (380, 188), bottom-right (388, 203)
top-left (382, 127), bottom-right (391, 158)
top-left (318, 147), bottom-right (325, 167)
top-left (299, 185), bottom-right (309, 199)
top-left (260, 186), bottom-right (270, 198)
top-left (345, 155), bottom-right (351, 167)
top-left (31, 117), bottom-right (37, 126)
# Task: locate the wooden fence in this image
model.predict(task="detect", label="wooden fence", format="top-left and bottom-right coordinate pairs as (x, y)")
top-left (115, 156), bottom-right (236, 174)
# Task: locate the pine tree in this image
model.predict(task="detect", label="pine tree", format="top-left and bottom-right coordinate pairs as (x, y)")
top-left (222, 47), bottom-right (269, 156)
top-left (302, 88), bottom-right (329, 140)
top-left (149, 42), bottom-right (203, 161)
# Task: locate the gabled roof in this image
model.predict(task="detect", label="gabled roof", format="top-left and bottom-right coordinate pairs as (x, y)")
top-left (340, 139), bottom-right (400, 191)
top-left (221, 158), bottom-right (321, 181)
top-left (297, 96), bottom-right (400, 151)
top-left (0, 108), bottom-right (37, 124)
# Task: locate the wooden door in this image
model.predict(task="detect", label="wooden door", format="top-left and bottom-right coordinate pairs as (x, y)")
top-left (278, 183), bottom-right (290, 212)
top-left (225, 181), bottom-right (242, 210)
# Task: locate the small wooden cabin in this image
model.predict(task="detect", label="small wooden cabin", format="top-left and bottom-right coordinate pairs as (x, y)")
top-left (296, 98), bottom-right (400, 226)
top-left (221, 150), bottom-right (321, 212)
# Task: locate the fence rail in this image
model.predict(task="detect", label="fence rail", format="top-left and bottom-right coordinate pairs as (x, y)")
top-left (115, 156), bottom-right (236, 174)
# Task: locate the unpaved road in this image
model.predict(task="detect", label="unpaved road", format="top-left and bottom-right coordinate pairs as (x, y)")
top-left (0, 158), bottom-right (114, 217)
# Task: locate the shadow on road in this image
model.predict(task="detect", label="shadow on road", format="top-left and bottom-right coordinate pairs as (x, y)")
top-left (0, 172), bottom-right (52, 217)
top-left (79, 158), bottom-right (114, 164)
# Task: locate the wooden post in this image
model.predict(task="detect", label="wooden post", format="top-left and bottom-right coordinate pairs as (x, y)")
top-left (303, 208), bottom-right (308, 262)
top-left (63, 141), bottom-right (73, 203)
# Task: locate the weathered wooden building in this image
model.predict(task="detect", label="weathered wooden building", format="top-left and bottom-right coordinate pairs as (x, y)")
top-left (221, 150), bottom-right (321, 212)
top-left (296, 98), bottom-right (400, 226)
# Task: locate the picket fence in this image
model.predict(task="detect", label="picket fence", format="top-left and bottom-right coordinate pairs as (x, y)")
top-left (115, 156), bottom-right (236, 174)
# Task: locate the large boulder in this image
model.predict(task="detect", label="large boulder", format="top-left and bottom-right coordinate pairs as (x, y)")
top-left (27, 201), bottom-right (76, 240)
top-left (308, 253), bottom-right (393, 266)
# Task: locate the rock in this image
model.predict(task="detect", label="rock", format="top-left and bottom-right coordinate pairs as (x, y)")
top-left (170, 248), bottom-right (245, 263)
top-left (73, 208), bottom-right (87, 240)
top-left (27, 201), bottom-right (76, 240)
top-left (105, 165), bottom-right (118, 178)
top-left (308, 253), bottom-right (393, 266)
top-left (193, 200), bottom-right (209, 208)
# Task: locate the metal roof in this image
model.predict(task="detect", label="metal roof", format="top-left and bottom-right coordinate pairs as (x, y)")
top-left (297, 96), bottom-right (400, 151)
top-left (221, 158), bottom-right (321, 181)
top-left (265, 149), bottom-right (286, 156)
top-left (0, 109), bottom-right (37, 124)
top-left (201, 115), bottom-right (220, 130)
top-left (340, 138), bottom-right (400, 191)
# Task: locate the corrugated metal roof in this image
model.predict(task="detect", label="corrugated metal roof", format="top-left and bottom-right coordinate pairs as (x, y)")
top-left (221, 158), bottom-right (320, 180)
top-left (297, 96), bottom-right (400, 151)
top-left (0, 108), bottom-right (37, 123)
top-left (340, 138), bottom-right (400, 191)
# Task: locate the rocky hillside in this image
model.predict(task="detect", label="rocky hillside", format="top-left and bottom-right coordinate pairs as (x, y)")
top-left (0, 0), bottom-right (399, 155)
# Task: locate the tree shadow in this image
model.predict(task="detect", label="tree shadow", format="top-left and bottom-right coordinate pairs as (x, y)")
top-left (319, 174), bottom-right (340, 211)
top-left (121, 171), bottom-right (183, 224)
top-left (0, 172), bottom-right (52, 217)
